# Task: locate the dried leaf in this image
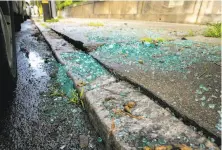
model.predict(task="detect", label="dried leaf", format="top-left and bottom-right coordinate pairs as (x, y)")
top-left (178, 144), bottom-right (192, 150)
top-left (124, 105), bottom-right (131, 113)
top-left (109, 118), bottom-right (116, 137)
top-left (143, 146), bottom-right (152, 150)
top-left (111, 118), bottom-right (116, 133)
top-left (138, 60), bottom-right (144, 64)
top-left (155, 145), bottom-right (172, 150)
top-left (126, 101), bottom-right (136, 108)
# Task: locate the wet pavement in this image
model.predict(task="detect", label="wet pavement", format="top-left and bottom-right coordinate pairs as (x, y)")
top-left (0, 20), bottom-right (104, 150)
top-left (46, 19), bottom-right (221, 139)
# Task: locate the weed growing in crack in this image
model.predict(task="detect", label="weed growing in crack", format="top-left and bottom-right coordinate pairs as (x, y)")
top-left (69, 89), bottom-right (84, 108)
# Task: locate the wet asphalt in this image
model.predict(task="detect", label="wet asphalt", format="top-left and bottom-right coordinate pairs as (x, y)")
top-left (0, 20), bottom-right (104, 150)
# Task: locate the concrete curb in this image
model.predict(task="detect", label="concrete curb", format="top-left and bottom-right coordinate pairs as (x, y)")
top-left (35, 23), bottom-right (123, 149)
top-left (35, 22), bottom-right (219, 150)
top-left (48, 24), bottom-right (221, 144)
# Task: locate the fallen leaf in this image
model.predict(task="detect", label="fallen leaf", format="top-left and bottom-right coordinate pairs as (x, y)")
top-left (138, 60), bottom-right (144, 64)
top-left (155, 145), bottom-right (172, 150)
top-left (126, 101), bottom-right (136, 108)
top-left (143, 146), bottom-right (152, 150)
top-left (109, 118), bottom-right (116, 137)
top-left (124, 105), bottom-right (131, 113)
top-left (111, 118), bottom-right (116, 133)
top-left (178, 144), bottom-right (192, 150)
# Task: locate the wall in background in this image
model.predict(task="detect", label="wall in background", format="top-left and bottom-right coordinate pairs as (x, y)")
top-left (58, 1), bottom-right (221, 24)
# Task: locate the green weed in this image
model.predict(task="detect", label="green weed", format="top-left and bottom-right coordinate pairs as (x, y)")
top-left (203, 23), bottom-right (221, 38)
top-left (57, 16), bottom-right (63, 19)
top-left (69, 89), bottom-right (84, 108)
top-left (140, 37), bottom-right (166, 43)
top-left (156, 37), bottom-right (166, 42)
top-left (140, 37), bottom-right (153, 43)
top-left (46, 18), bottom-right (59, 23)
top-left (187, 30), bottom-right (195, 36)
top-left (69, 90), bottom-right (79, 104)
top-left (40, 23), bottom-right (48, 28)
top-left (56, 0), bottom-right (84, 10)
top-left (50, 89), bottom-right (65, 97)
top-left (88, 22), bottom-right (104, 27)
top-left (79, 88), bottom-right (84, 108)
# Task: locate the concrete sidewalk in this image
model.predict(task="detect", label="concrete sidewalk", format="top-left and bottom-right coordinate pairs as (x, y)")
top-left (46, 18), bottom-right (221, 140)
top-left (35, 19), bottom-right (220, 149)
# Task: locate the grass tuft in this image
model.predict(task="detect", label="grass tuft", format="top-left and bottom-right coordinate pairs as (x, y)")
top-left (140, 37), bottom-right (166, 43)
top-left (57, 16), bottom-right (63, 19)
top-left (40, 23), bottom-right (48, 28)
top-left (69, 89), bottom-right (84, 108)
top-left (187, 30), bottom-right (195, 36)
top-left (46, 18), bottom-right (59, 23)
top-left (203, 23), bottom-right (221, 38)
top-left (88, 22), bottom-right (104, 27)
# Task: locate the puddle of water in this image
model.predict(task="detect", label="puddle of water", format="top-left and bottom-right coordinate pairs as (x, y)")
top-left (28, 51), bottom-right (47, 78)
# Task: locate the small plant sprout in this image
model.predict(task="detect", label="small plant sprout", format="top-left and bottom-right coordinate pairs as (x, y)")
top-left (69, 89), bottom-right (85, 108)
top-left (79, 88), bottom-right (85, 108)
top-left (69, 90), bottom-right (79, 104)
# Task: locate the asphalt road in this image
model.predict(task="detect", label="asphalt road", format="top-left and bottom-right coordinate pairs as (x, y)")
top-left (0, 20), bottom-right (104, 150)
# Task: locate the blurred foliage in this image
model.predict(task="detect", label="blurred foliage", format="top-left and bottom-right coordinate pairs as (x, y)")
top-left (57, 16), bottom-right (63, 19)
top-left (140, 37), bottom-right (166, 43)
top-left (30, 1), bottom-right (43, 16)
top-left (187, 30), bottom-right (195, 36)
top-left (140, 37), bottom-right (153, 43)
top-left (38, 3), bottom-right (43, 16)
top-left (46, 18), bottom-right (59, 23)
top-left (203, 23), bottom-right (221, 38)
top-left (56, 0), bottom-right (84, 10)
top-left (40, 23), bottom-right (48, 28)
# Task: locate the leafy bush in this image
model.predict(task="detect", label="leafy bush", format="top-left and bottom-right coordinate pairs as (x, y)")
top-left (56, 0), bottom-right (84, 10)
top-left (203, 23), bottom-right (221, 38)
